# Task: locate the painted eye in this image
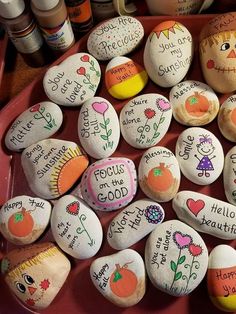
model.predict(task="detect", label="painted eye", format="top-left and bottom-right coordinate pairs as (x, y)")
top-left (221, 43), bottom-right (230, 51)
top-left (23, 274), bottom-right (35, 285)
top-left (15, 282), bottom-right (26, 293)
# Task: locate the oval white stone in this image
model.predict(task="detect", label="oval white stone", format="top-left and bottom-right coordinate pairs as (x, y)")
top-left (224, 146), bottom-right (236, 205)
top-left (218, 94), bottom-right (236, 142)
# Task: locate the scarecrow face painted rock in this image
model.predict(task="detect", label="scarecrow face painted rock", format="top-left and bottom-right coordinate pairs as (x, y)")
top-left (199, 12), bottom-right (236, 93)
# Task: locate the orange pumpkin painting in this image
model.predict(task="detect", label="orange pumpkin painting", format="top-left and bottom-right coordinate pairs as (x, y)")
top-left (8, 208), bottom-right (34, 238)
top-left (231, 108), bottom-right (236, 126)
top-left (147, 163), bottom-right (174, 192)
top-left (110, 263), bottom-right (138, 298)
top-left (185, 92), bottom-right (210, 117)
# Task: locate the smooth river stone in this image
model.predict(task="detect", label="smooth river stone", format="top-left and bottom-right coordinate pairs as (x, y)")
top-left (0, 195), bottom-right (51, 245)
top-left (107, 199), bottom-right (164, 250)
top-left (224, 146), bottom-right (236, 206)
top-left (169, 80), bottom-right (219, 126)
top-left (80, 157), bottom-right (137, 211)
top-left (43, 53), bottom-right (101, 106)
top-left (5, 102), bottom-right (63, 152)
top-left (175, 127), bottom-right (224, 185)
top-left (138, 146), bottom-right (181, 202)
top-left (90, 249), bottom-right (146, 307)
top-left (218, 95), bottom-right (236, 142)
top-left (207, 245), bottom-right (236, 312)
top-left (21, 139), bottom-right (89, 199)
top-left (51, 195), bottom-right (103, 259)
top-left (145, 219), bottom-right (208, 296)
top-left (1, 242), bottom-right (70, 310)
top-left (120, 94), bottom-right (172, 149)
top-left (172, 190), bottom-right (236, 240)
top-left (78, 96), bottom-right (120, 159)
top-left (105, 56), bottom-right (148, 100)
top-left (144, 20), bottom-right (193, 87)
top-left (87, 16), bottom-right (144, 61)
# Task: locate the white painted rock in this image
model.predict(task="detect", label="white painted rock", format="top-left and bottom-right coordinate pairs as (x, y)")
top-left (218, 95), bottom-right (236, 142)
top-left (207, 245), bottom-right (236, 312)
top-left (21, 139), bottom-right (89, 199)
top-left (105, 56), bottom-right (148, 99)
top-left (51, 195), bottom-right (102, 259)
top-left (80, 157), bottom-right (137, 211)
top-left (1, 242), bottom-right (70, 310)
top-left (224, 146), bottom-right (236, 206)
top-left (43, 53), bottom-right (101, 106)
top-left (78, 97), bottom-right (120, 159)
top-left (144, 21), bottom-right (193, 87)
top-left (169, 80), bottom-right (219, 126)
top-left (138, 146), bottom-right (180, 202)
top-left (173, 190), bottom-right (236, 240)
top-left (145, 219), bottom-right (208, 296)
top-left (0, 195), bottom-right (51, 245)
top-left (107, 199), bottom-right (164, 250)
top-left (175, 127), bottom-right (224, 185)
top-left (90, 249), bottom-right (146, 307)
top-left (5, 102), bottom-right (63, 152)
top-left (87, 16), bottom-right (144, 61)
top-left (120, 94), bottom-right (172, 149)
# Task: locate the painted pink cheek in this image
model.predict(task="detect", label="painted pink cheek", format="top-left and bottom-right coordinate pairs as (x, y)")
top-left (207, 59), bottom-right (215, 69)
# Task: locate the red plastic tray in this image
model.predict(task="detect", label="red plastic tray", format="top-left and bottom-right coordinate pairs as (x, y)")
top-left (0, 15), bottom-right (234, 314)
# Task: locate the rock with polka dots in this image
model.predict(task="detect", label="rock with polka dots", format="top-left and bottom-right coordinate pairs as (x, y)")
top-left (80, 157), bottom-right (137, 211)
top-left (21, 139), bottom-right (89, 199)
top-left (175, 127), bottom-right (224, 185)
top-left (87, 16), bottom-right (144, 61)
top-left (218, 95), bottom-right (236, 142)
top-left (223, 146), bottom-right (236, 206)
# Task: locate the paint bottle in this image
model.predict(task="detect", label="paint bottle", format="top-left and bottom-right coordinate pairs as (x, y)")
top-left (0, 0), bottom-right (48, 67)
top-left (31, 0), bottom-right (75, 54)
top-left (65, 0), bottom-right (93, 39)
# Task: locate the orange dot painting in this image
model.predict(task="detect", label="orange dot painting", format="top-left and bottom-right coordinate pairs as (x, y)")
top-left (230, 108), bottom-right (236, 126)
top-left (147, 163), bottom-right (174, 192)
top-left (185, 92), bottom-right (210, 117)
top-left (8, 208), bottom-right (34, 238)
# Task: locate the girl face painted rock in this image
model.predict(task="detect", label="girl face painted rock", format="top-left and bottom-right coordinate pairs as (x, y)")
top-left (1, 242), bottom-right (70, 310)
top-left (87, 16), bottom-right (144, 61)
top-left (145, 219), bottom-right (208, 296)
top-left (107, 199), bottom-right (164, 250)
top-left (144, 21), bottom-right (193, 87)
top-left (223, 146), bottom-right (236, 205)
top-left (51, 195), bottom-right (103, 259)
top-left (175, 127), bottom-right (224, 185)
top-left (78, 97), bottom-right (120, 159)
top-left (0, 196), bottom-right (51, 245)
top-left (120, 94), bottom-right (172, 149)
top-left (218, 95), bottom-right (236, 142)
top-left (43, 53), bottom-right (101, 106)
top-left (21, 139), bottom-right (89, 199)
top-left (90, 249), bottom-right (146, 307)
top-left (5, 102), bottom-right (63, 152)
top-left (172, 191), bottom-right (236, 240)
top-left (138, 146), bottom-right (180, 202)
top-left (207, 245), bottom-right (236, 312)
top-left (169, 80), bottom-right (219, 126)
top-left (199, 12), bottom-right (236, 93)
top-left (80, 157), bottom-right (137, 211)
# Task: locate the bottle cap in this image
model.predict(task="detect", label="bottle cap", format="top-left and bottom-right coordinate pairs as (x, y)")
top-left (0, 0), bottom-right (25, 19)
top-left (31, 0), bottom-right (59, 11)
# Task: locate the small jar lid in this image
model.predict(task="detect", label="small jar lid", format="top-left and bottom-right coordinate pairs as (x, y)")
top-left (31, 0), bottom-right (59, 11)
top-left (0, 0), bottom-right (25, 19)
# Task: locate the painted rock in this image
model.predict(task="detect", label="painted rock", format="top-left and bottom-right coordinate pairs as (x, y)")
top-left (21, 139), bottom-right (89, 199)
top-left (90, 249), bottom-right (146, 307)
top-left (1, 242), bottom-right (70, 310)
top-left (87, 16), bottom-right (144, 61)
top-left (120, 94), bottom-right (172, 149)
top-left (175, 127), bottom-right (224, 185)
top-left (138, 146), bottom-right (181, 202)
top-left (78, 97), bottom-right (120, 159)
top-left (199, 12), bottom-right (236, 93)
top-left (172, 190), bottom-right (236, 240)
top-left (80, 157), bottom-right (137, 211)
top-left (51, 195), bottom-right (103, 259)
top-left (224, 146), bottom-right (236, 206)
top-left (145, 219), bottom-right (208, 296)
top-left (218, 95), bottom-right (236, 142)
top-left (43, 53), bottom-right (101, 106)
top-left (5, 102), bottom-right (63, 152)
top-left (207, 245), bottom-right (236, 312)
top-left (107, 199), bottom-right (164, 250)
top-left (105, 56), bottom-right (148, 99)
top-left (169, 80), bottom-right (219, 126)
top-left (144, 20), bottom-right (193, 87)
top-left (0, 195), bottom-right (51, 245)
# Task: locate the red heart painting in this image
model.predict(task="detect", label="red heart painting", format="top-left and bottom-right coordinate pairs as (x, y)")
top-left (30, 103), bottom-right (40, 112)
top-left (144, 108), bottom-right (156, 119)
top-left (77, 67), bottom-right (86, 76)
top-left (186, 198), bottom-right (205, 217)
top-left (66, 201), bottom-right (80, 215)
top-left (189, 244), bottom-right (202, 257)
top-left (80, 55), bottom-right (89, 62)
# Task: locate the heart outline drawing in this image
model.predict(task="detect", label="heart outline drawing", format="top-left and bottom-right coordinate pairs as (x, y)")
top-left (66, 201), bottom-right (80, 216)
top-left (186, 198), bottom-right (205, 217)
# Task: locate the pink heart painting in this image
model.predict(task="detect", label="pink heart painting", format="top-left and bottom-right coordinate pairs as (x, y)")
top-left (173, 231), bottom-right (192, 249)
top-left (92, 102), bottom-right (109, 115)
top-left (186, 198), bottom-right (205, 217)
top-left (157, 99), bottom-right (171, 112)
